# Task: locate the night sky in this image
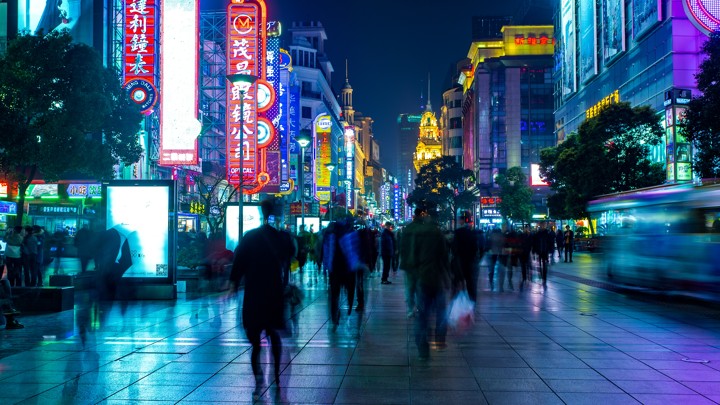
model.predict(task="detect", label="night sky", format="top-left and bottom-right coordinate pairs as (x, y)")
top-left (203, 0), bottom-right (553, 171)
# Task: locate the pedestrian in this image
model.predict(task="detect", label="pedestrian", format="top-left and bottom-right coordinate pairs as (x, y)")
top-left (322, 218), bottom-right (357, 327)
top-left (22, 226), bottom-right (38, 287)
top-left (229, 198), bottom-right (294, 395)
top-left (564, 225), bottom-right (575, 262)
top-left (296, 225), bottom-right (308, 273)
top-left (400, 206), bottom-right (450, 359)
top-left (4, 226), bottom-right (25, 287)
top-left (452, 211), bottom-right (481, 302)
top-left (503, 226), bottom-right (521, 291)
top-left (380, 221), bottom-right (395, 284)
top-left (74, 225), bottom-right (95, 273)
top-left (519, 225), bottom-right (534, 290)
top-left (32, 226), bottom-right (46, 286)
top-left (555, 227), bottom-right (565, 264)
top-left (532, 221), bottom-right (555, 287)
top-left (487, 225), bottom-right (507, 291)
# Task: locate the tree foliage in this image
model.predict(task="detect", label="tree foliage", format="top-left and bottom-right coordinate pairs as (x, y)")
top-left (406, 156), bottom-right (476, 228)
top-left (495, 167), bottom-right (533, 225)
top-left (0, 32), bottom-right (143, 224)
top-left (679, 31), bottom-right (720, 178)
top-left (539, 102), bottom-right (665, 221)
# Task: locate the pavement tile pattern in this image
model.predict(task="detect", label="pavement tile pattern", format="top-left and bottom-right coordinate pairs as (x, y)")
top-left (0, 253), bottom-right (719, 404)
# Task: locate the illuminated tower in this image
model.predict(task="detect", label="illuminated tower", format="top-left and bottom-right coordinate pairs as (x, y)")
top-left (341, 60), bottom-right (355, 125)
top-left (413, 77), bottom-right (442, 172)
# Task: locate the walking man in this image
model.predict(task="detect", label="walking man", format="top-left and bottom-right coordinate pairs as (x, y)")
top-left (380, 222), bottom-right (395, 284)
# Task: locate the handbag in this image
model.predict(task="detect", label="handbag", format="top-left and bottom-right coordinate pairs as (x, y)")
top-left (447, 290), bottom-right (475, 332)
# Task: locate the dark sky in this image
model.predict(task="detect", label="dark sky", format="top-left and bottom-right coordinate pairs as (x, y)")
top-left (204, 0), bottom-right (553, 170)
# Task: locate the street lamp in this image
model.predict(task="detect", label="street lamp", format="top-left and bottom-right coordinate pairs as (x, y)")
top-left (226, 73), bottom-right (258, 241)
top-left (325, 162), bottom-right (336, 222)
top-left (296, 129), bottom-right (312, 232)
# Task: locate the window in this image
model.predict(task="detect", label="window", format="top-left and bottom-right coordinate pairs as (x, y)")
top-left (302, 106), bottom-right (312, 119)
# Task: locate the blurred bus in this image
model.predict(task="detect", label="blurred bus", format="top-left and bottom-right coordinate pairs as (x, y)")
top-left (588, 182), bottom-right (720, 298)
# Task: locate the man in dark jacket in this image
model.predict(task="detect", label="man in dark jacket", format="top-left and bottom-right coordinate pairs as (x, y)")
top-left (453, 212), bottom-right (481, 301)
top-left (380, 222), bottom-right (395, 284)
top-left (230, 198), bottom-right (294, 394)
top-left (532, 221), bottom-right (555, 287)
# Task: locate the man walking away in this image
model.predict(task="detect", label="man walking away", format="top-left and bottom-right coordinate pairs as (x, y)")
top-left (532, 221), bottom-right (555, 287)
top-left (453, 212), bottom-right (480, 302)
top-left (230, 198), bottom-right (294, 396)
top-left (380, 222), bottom-right (395, 284)
top-left (564, 225), bottom-right (575, 263)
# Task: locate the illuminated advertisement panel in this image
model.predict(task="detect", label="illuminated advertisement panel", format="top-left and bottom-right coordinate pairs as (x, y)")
top-left (159, 0), bottom-right (200, 166)
top-left (226, 0), bottom-right (267, 188)
top-left (531, 164), bottom-right (549, 186)
top-left (18, 0), bottom-right (94, 46)
top-left (560, 0), bottom-right (576, 99)
top-left (260, 23), bottom-right (282, 193)
top-left (224, 204), bottom-right (263, 251)
top-left (602, 0), bottom-right (625, 65)
top-left (683, 0), bottom-right (719, 36)
top-left (278, 62), bottom-right (291, 192)
top-left (106, 183), bottom-right (172, 279)
top-left (344, 125), bottom-right (356, 209)
top-left (633, 0), bottom-right (661, 39)
top-left (578, 0), bottom-right (597, 84)
top-left (314, 114), bottom-right (332, 202)
top-left (123, 0), bottom-right (158, 114)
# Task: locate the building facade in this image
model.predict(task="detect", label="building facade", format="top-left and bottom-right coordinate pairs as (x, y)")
top-left (554, 0), bottom-right (713, 183)
top-left (441, 86), bottom-right (464, 164)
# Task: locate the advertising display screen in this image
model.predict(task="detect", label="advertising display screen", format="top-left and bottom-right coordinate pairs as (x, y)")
top-left (106, 184), bottom-right (171, 279)
top-left (560, 0), bottom-right (576, 98)
top-left (578, 0), bottom-right (597, 84)
top-left (633, 0), bottom-right (661, 39)
top-left (602, 0), bottom-right (625, 65)
top-left (18, 0), bottom-right (94, 46)
top-left (314, 114), bottom-right (332, 202)
top-left (225, 204), bottom-right (263, 251)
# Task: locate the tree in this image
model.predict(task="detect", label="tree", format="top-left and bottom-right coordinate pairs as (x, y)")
top-left (679, 31), bottom-right (720, 178)
top-left (406, 156), bottom-right (476, 228)
top-left (540, 102), bottom-right (665, 224)
top-left (496, 167), bottom-right (533, 225)
top-left (190, 172), bottom-right (237, 236)
top-left (0, 32), bottom-right (143, 225)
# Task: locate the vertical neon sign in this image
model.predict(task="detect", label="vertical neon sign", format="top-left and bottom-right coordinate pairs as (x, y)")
top-left (123, 0), bottom-right (158, 114)
top-left (226, 0), bottom-right (267, 188)
top-left (344, 125), bottom-right (355, 209)
top-left (314, 114), bottom-right (332, 202)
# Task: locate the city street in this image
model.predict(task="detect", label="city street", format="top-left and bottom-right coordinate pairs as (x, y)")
top-left (0, 253), bottom-right (719, 404)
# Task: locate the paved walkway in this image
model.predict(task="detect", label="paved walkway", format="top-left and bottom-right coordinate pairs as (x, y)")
top-left (1, 254), bottom-right (719, 404)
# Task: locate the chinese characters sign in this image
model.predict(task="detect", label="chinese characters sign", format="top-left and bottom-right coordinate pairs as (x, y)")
top-left (314, 115), bottom-right (332, 202)
top-left (226, 0), bottom-right (267, 188)
top-left (124, 0), bottom-right (158, 113)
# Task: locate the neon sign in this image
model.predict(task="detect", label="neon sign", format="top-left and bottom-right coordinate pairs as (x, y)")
top-left (314, 114), bottom-right (332, 202)
top-left (123, 0), bottom-right (158, 114)
top-left (226, 0), bottom-right (267, 189)
top-left (684, 0), bottom-right (720, 35)
top-left (513, 35), bottom-right (555, 45)
top-left (585, 89), bottom-right (620, 119)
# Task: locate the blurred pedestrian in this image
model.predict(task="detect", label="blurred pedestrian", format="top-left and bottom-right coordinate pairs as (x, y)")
top-left (564, 225), bottom-right (575, 263)
top-left (4, 226), bottom-right (25, 287)
top-left (401, 206), bottom-right (450, 359)
top-left (487, 225), bottom-right (507, 291)
top-left (504, 226), bottom-right (521, 291)
top-left (229, 198), bottom-right (294, 394)
top-left (322, 219), bottom-right (356, 328)
top-left (380, 221), bottom-right (395, 284)
top-left (533, 221), bottom-right (555, 287)
top-left (453, 211), bottom-right (481, 302)
top-left (75, 225), bottom-right (95, 273)
top-left (555, 227), bottom-right (565, 264)
top-left (519, 225), bottom-right (534, 290)
top-left (22, 226), bottom-right (38, 286)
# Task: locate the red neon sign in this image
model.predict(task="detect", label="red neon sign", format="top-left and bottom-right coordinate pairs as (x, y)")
top-left (226, 0), bottom-right (267, 188)
top-left (514, 35), bottom-right (555, 45)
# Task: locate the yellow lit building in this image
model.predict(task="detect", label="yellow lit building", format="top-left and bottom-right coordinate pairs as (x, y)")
top-left (413, 110), bottom-right (442, 172)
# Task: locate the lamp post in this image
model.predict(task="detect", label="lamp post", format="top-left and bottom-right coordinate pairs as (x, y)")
top-left (325, 162), bottom-right (336, 222)
top-left (226, 73), bottom-right (258, 241)
top-left (296, 130), bottom-right (312, 232)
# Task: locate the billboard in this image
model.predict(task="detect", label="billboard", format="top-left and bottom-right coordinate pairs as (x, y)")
top-left (560, 0), bottom-right (576, 98)
top-left (602, 0), bottom-right (625, 65)
top-left (224, 204), bottom-right (263, 251)
top-left (633, 0), bottom-right (661, 39)
top-left (344, 125), bottom-right (356, 209)
top-left (578, 0), bottom-right (597, 84)
top-left (105, 183), bottom-right (173, 279)
top-left (159, 0), bottom-right (200, 165)
top-left (313, 114), bottom-right (332, 202)
top-left (123, 0), bottom-right (158, 114)
top-left (258, 23), bottom-right (282, 193)
top-left (226, 0), bottom-right (267, 188)
top-left (684, 0), bottom-right (720, 35)
top-left (531, 164), bottom-right (549, 186)
top-left (18, 0), bottom-right (95, 46)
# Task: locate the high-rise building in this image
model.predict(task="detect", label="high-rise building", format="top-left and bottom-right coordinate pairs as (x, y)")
top-left (460, 25), bottom-right (556, 219)
top-left (396, 113), bottom-right (422, 190)
top-left (553, 0), bottom-right (713, 184)
top-left (441, 84), bottom-right (463, 165)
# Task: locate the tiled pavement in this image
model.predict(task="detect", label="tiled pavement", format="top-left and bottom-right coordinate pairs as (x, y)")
top-left (0, 253), bottom-right (719, 404)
